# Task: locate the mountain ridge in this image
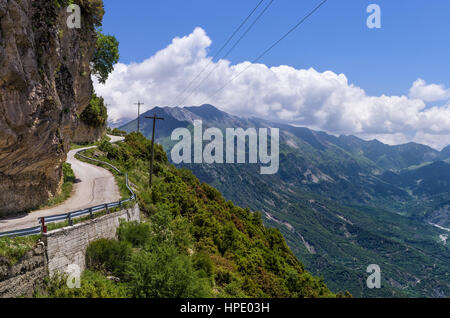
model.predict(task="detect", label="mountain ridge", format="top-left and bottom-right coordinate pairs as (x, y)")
top-left (119, 104), bottom-right (450, 297)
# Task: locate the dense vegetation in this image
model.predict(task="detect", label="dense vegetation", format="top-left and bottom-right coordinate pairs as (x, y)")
top-left (37, 133), bottom-right (338, 298)
top-left (80, 94), bottom-right (108, 127)
top-left (107, 127), bottom-right (127, 136)
top-left (120, 105), bottom-right (450, 297)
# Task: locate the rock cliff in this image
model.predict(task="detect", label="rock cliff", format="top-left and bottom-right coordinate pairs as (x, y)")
top-left (72, 119), bottom-right (106, 144)
top-left (0, 0), bottom-right (103, 216)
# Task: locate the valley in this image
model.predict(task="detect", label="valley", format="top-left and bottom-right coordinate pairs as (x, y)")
top-left (120, 104), bottom-right (450, 297)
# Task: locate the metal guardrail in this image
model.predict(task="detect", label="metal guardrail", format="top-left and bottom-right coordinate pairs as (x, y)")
top-left (0, 226), bottom-right (42, 239)
top-left (0, 146), bottom-right (135, 238)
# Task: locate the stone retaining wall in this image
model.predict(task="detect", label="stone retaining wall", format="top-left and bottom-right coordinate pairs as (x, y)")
top-left (0, 204), bottom-right (140, 297)
top-left (43, 204), bottom-right (140, 275)
top-left (0, 244), bottom-right (47, 298)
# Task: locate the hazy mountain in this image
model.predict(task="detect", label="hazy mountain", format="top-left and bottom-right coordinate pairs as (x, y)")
top-left (120, 104), bottom-right (450, 297)
top-left (108, 117), bottom-right (134, 129)
top-left (440, 145), bottom-right (450, 160)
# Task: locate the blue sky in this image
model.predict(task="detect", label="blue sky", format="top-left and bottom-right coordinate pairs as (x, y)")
top-left (96, 1), bottom-right (450, 149)
top-left (101, 0), bottom-right (450, 97)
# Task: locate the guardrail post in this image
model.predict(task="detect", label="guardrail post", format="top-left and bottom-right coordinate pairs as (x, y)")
top-left (68, 213), bottom-right (73, 226)
top-left (105, 204), bottom-right (109, 214)
top-left (41, 217), bottom-right (47, 234)
top-left (89, 208), bottom-right (93, 219)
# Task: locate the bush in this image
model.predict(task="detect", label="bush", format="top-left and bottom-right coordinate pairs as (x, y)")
top-left (117, 221), bottom-right (152, 248)
top-left (36, 270), bottom-right (128, 298)
top-left (193, 252), bottom-right (215, 278)
top-left (80, 94), bottom-right (108, 127)
top-left (126, 245), bottom-right (211, 298)
top-left (86, 239), bottom-right (132, 276)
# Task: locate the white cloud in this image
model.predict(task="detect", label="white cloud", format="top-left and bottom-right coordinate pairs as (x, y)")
top-left (95, 27), bottom-right (450, 150)
top-left (409, 78), bottom-right (450, 102)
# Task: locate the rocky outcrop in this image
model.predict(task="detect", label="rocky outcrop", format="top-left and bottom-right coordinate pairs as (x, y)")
top-left (72, 120), bottom-right (106, 144)
top-left (0, 0), bottom-right (103, 216)
top-left (0, 243), bottom-right (48, 298)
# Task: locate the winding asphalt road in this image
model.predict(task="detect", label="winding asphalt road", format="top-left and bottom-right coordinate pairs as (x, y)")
top-left (0, 135), bottom-right (124, 232)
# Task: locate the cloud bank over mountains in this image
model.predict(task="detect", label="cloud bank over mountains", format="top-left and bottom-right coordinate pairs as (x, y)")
top-left (94, 27), bottom-right (450, 150)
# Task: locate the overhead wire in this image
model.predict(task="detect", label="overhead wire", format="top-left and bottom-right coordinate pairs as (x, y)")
top-left (175, 0), bottom-right (275, 107)
top-left (197, 0), bottom-right (329, 106)
top-left (169, 0), bottom-right (267, 107)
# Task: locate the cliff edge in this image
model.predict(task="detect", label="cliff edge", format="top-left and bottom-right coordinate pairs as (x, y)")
top-left (0, 0), bottom-right (104, 216)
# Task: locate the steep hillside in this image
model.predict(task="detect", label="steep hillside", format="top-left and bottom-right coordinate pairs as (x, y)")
top-left (120, 104), bottom-right (450, 297)
top-left (0, 0), bottom-right (104, 216)
top-left (42, 133), bottom-right (338, 298)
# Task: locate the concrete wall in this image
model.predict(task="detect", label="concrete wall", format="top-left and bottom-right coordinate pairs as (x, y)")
top-left (0, 244), bottom-right (48, 298)
top-left (43, 204), bottom-right (140, 275)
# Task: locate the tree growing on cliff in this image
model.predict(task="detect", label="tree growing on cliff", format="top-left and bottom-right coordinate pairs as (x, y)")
top-left (80, 93), bottom-right (108, 127)
top-left (92, 29), bottom-right (119, 84)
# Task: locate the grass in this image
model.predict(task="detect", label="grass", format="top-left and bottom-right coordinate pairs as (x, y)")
top-left (0, 235), bottom-right (40, 265)
top-left (39, 163), bottom-right (75, 209)
top-left (70, 135), bottom-right (111, 151)
top-left (70, 142), bottom-right (98, 150)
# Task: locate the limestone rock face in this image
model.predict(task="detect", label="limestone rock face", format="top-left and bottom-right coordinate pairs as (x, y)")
top-left (0, 0), bottom-right (101, 216)
top-left (72, 120), bottom-right (106, 144)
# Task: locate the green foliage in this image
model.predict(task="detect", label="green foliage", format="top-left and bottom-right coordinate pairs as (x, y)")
top-left (80, 94), bottom-right (108, 127)
top-left (40, 163), bottom-right (74, 209)
top-left (0, 236), bottom-right (39, 265)
top-left (63, 162), bottom-right (75, 183)
top-left (117, 221), bottom-right (152, 248)
top-left (86, 239), bottom-right (132, 276)
top-left (193, 252), bottom-right (215, 278)
top-left (126, 245), bottom-right (211, 298)
top-left (36, 270), bottom-right (128, 298)
top-left (92, 29), bottom-right (119, 84)
top-left (107, 127), bottom-right (127, 136)
top-left (75, 135), bottom-right (336, 298)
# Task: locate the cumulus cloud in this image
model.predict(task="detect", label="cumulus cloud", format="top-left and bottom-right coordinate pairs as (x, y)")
top-left (94, 27), bottom-right (450, 150)
top-left (409, 78), bottom-right (450, 102)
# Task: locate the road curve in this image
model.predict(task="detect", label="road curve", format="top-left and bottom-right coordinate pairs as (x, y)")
top-left (0, 135), bottom-right (124, 232)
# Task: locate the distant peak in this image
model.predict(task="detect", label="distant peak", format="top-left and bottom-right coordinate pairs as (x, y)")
top-left (187, 104), bottom-right (221, 112)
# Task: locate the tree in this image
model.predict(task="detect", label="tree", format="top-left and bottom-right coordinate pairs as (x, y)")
top-left (92, 29), bottom-right (119, 84)
top-left (80, 93), bottom-right (108, 127)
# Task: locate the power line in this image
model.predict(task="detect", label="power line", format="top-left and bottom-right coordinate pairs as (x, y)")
top-left (177, 0), bottom-right (275, 107)
top-left (198, 0), bottom-right (329, 106)
top-left (134, 101), bottom-right (144, 133)
top-left (222, 0), bottom-right (275, 61)
top-left (178, 0), bottom-right (275, 107)
top-left (169, 0), bottom-right (266, 107)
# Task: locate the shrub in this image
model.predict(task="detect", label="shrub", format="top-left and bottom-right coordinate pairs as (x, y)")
top-left (117, 221), bottom-right (152, 248)
top-left (126, 245), bottom-right (211, 298)
top-left (35, 270), bottom-right (128, 298)
top-left (86, 239), bottom-right (132, 276)
top-left (80, 94), bottom-right (108, 127)
top-left (193, 252), bottom-right (215, 278)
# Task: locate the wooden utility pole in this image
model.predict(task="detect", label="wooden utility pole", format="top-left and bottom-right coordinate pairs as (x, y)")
top-left (145, 114), bottom-right (164, 188)
top-left (134, 101), bottom-right (144, 133)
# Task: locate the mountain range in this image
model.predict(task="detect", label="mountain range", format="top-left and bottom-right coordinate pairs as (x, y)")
top-left (120, 104), bottom-right (450, 297)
